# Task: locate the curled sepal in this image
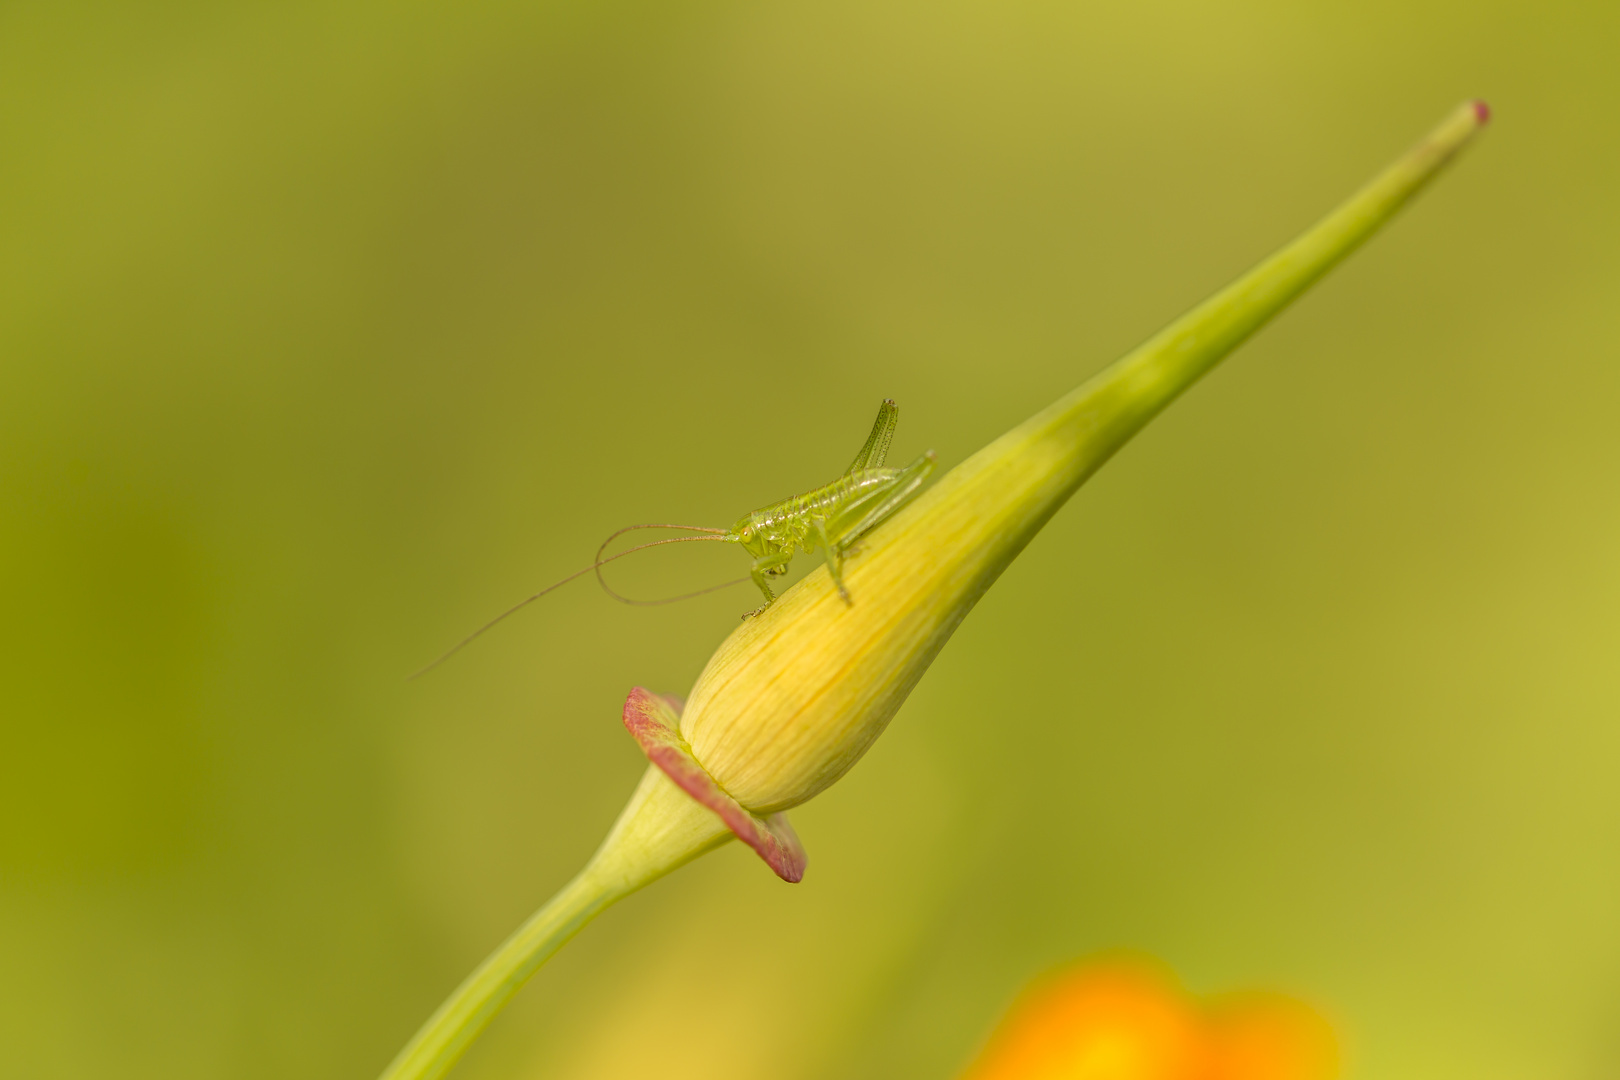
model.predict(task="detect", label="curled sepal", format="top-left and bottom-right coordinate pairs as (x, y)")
top-left (622, 687), bottom-right (807, 883)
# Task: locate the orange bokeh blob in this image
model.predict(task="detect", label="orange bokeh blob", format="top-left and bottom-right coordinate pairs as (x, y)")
top-left (961, 957), bottom-right (1336, 1080)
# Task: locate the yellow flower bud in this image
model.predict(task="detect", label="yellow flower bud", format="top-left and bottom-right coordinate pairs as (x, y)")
top-left (382, 102), bottom-right (1487, 1080)
top-left (675, 100), bottom-right (1489, 820)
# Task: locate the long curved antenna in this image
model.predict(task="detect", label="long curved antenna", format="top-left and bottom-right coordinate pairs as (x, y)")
top-left (408, 525), bottom-right (731, 680)
top-left (597, 574), bottom-right (753, 607)
top-left (592, 523), bottom-right (749, 606)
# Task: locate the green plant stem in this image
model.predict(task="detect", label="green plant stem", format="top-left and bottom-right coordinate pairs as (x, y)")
top-left (1006, 101), bottom-right (1489, 497)
top-left (887, 101), bottom-right (1489, 610)
top-left (378, 767), bottom-right (732, 1080)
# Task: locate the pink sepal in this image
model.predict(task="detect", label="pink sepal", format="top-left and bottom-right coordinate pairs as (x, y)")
top-left (622, 687), bottom-right (806, 883)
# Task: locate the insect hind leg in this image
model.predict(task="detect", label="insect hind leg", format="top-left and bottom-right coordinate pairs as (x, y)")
top-left (838, 450), bottom-right (937, 552)
top-left (845, 399), bottom-right (899, 474)
top-left (814, 518), bottom-right (853, 606)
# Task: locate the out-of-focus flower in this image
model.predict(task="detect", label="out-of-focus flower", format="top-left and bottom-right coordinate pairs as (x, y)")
top-left (961, 956), bottom-right (1336, 1080)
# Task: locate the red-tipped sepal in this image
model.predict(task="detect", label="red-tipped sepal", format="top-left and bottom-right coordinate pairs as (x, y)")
top-left (622, 687), bottom-right (807, 883)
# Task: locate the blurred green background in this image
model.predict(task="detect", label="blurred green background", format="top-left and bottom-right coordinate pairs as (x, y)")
top-left (2, 1), bottom-right (1616, 1078)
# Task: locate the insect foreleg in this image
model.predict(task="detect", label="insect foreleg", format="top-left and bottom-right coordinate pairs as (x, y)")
top-left (744, 549), bottom-right (794, 618)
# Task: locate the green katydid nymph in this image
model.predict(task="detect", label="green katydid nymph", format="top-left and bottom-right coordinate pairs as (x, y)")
top-left (411, 399), bottom-right (935, 678)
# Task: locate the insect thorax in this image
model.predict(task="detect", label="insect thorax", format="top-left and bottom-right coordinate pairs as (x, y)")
top-left (731, 470), bottom-right (899, 558)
